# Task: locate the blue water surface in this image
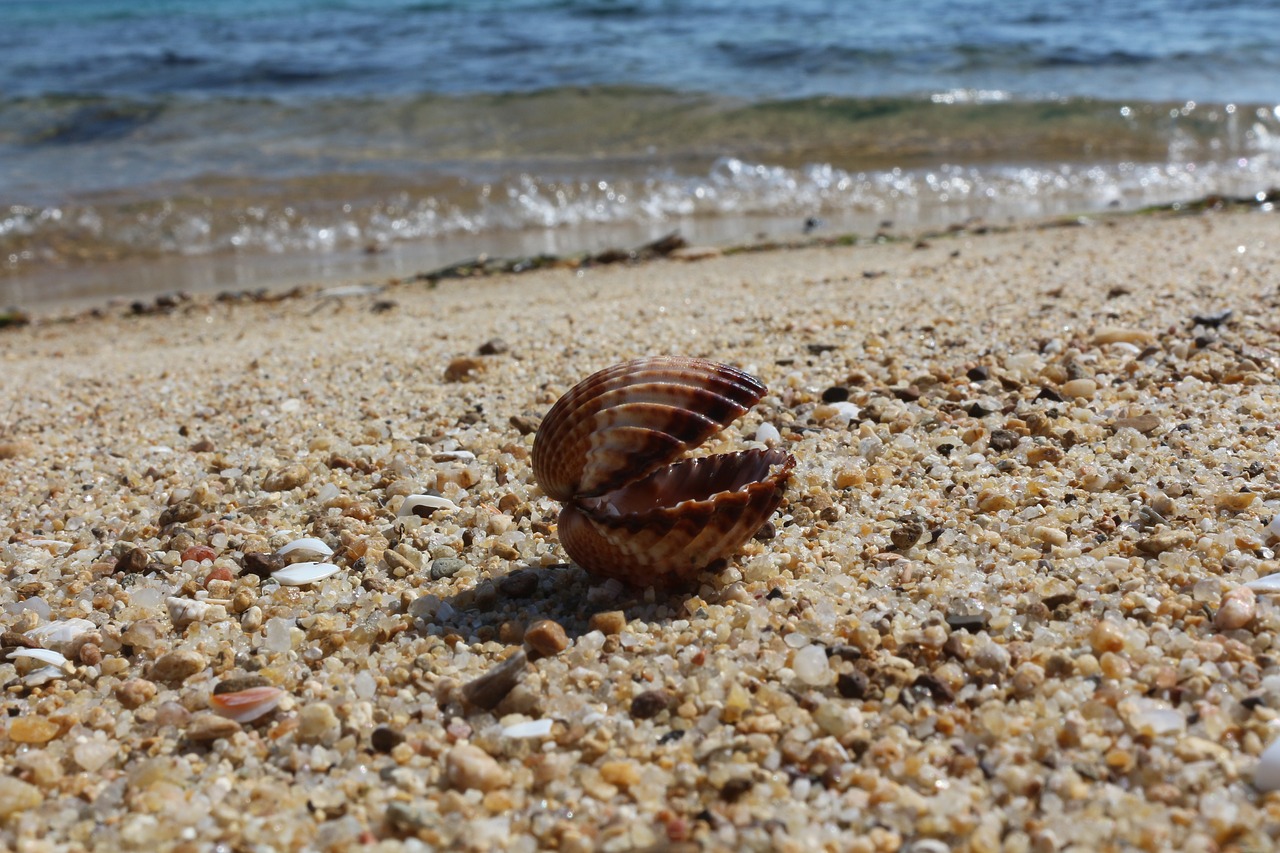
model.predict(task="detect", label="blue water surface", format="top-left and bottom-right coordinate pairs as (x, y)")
top-left (2, 0), bottom-right (1278, 103)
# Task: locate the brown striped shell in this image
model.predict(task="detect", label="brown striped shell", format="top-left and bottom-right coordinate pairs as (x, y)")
top-left (532, 357), bottom-right (794, 586)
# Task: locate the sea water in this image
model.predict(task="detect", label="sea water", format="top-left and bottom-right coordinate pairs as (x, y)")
top-left (2, 0), bottom-right (1278, 303)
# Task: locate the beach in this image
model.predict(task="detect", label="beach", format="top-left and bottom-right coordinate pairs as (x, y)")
top-left (2, 207), bottom-right (1279, 850)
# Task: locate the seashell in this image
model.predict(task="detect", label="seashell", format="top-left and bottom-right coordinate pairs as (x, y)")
top-left (25, 617), bottom-right (95, 649)
top-left (6, 648), bottom-right (70, 669)
top-left (1256, 734), bottom-right (1280, 792)
top-left (1244, 574), bottom-right (1280, 593)
top-left (398, 493), bottom-right (459, 517)
top-left (270, 561), bottom-right (342, 586)
top-left (275, 537), bottom-right (334, 558)
top-left (532, 356), bottom-right (794, 586)
top-left (210, 685), bottom-right (285, 724)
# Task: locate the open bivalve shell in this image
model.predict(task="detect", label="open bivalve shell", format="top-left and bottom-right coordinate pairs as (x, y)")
top-left (533, 356), bottom-right (794, 586)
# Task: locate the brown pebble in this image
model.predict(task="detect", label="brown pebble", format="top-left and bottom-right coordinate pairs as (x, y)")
top-left (589, 610), bottom-right (627, 635)
top-left (371, 726), bottom-right (404, 753)
top-left (8, 716), bottom-right (60, 744)
top-left (890, 517), bottom-right (925, 551)
top-left (262, 463), bottom-right (310, 492)
top-left (185, 713), bottom-right (242, 742)
top-left (444, 356), bottom-right (485, 382)
top-left (241, 552), bottom-right (284, 578)
top-left (181, 545), bottom-right (217, 564)
top-left (213, 675), bottom-right (271, 695)
top-left (0, 440), bottom-right (35, 460)
top-left (149, 650), bottom-right (207, 685)
top-left (78, 643), bottom-right (102, 666)
top-left (509, 414), bottom-right (541, 435)
top-left (445, 743), bottom-right (511, 791)
top-left (497, 569), bottom-right (538, 598)
top-left (204, 566), bottom-right (235, 587)
top-left (491, 541), bottom-right (521, 561)
top-left (525, 619), bottom-right (570, 658)
top-left (837, 671), bottom-right (869, 699)
top-left (120, 618), bottom-right (164, 650)
top-left (1112, 413), bottom-right (1162, 434)
top-left (988, 429), bottom-right (1020, 452)
top-left (477, 338), bottom-right (509, 355)
top-left (188, 438), bottom-right (216, 452)
top-left (461, 649), bottom-right (528, 710)
top-left (114, 546), bottom-right (150, 574)
top-left (1089, 620), bottom-right (1125, 654)
top-left (159, 501), bottom-right (202, 526)
top-left (115, 678), bottom-right (158, 709)
top-left (630, 689), bottom-right (673, 719)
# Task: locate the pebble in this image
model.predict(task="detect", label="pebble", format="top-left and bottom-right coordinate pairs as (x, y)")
top-left (477, 337), bottom-right (509, 355)
top-left (297, 703), bottom-right (341, 745)
top-left (262, 463), bottom-right (310, 492)
top-left (429, 557), bottom-right (466, 580)
top-left (1093, 327), bottom-right (1155, 345)
top-left (589, 610), bottom-right (627, 635)
top-left (121, 619), bottom-right (164, 650)
top-left (114, 546), bottom-right (150, 574)
top-left (443, 356), bottom-right (486, 382)
top-left (1061, 378), bottom-right (1097, 399)
top-left (8, 716), bottom-right (60, 744)
top-left (630, 689), bottom-right (673, 719)
top-left (837, 671), bottom-right (869, 699)
top-left (185, 713), bottom-right (242, 742)
top-left (445, 743), bottom-right (511, 792)
top-left (371, 726), bottom-right (404, 753)
top-left (793, 644), bottom-right (831, 685)
top-left (115, 678), bottom-right (158, 709)
top-left (524, 619), bottom-right (570, 657)
top-left (1215, 587), bottom-right (1256, 630)
top-left (0, 777), bottom-right (42, 818)
top-left (890, 517), bottom-right (925, 550)
top-left (149, 650), bottom-right (207, 684)
top-left (461, 649), bottom-right (527, 710)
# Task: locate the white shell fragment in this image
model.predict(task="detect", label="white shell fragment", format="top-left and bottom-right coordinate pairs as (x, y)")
top-left (398, 494), bottom-right (459, 517)
top-left (432, 450), bottom-right (477, 461)
top-left (166, 597), bottom-right (214, 627)
top-left (211, 686), bottom-right (286, 723)
top-left (270, 561), bottom-right (342, 586)
top-left (755, 422), bottom-right (781, 444)
top-left (501, 718), bottom-right (555, 739)
top-left (1245, 574), bottom-right (1280, 593)
top-left (276, 537), bottom-right (334, 558)
top-left (1255, 735), bottom-right (1280, 792)
top-left (7, 648), bottom-right (71, 669)
top-left (26, 618), bottom-right (95, 647)
top-left (1267, 515), bottom-right (1280, 539)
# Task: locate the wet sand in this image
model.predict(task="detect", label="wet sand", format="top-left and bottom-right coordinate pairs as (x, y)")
top-left (2, 209), bottom-right (1280, 851)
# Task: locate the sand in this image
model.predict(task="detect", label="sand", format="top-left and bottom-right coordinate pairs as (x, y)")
top-left (1, 209), bottom-right (1279, 852)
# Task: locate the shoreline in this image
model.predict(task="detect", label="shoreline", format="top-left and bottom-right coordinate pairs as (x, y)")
top-left (2, 207), bottom-right (1280, 849)
top-left (4, 190), bottom-right (1274, 325)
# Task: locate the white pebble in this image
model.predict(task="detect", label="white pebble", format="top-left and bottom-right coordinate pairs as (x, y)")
top-left (1268, 516), bottom-right (1280, 539)
top-left (793, 644), bottom-right (830, 685)
top-left (830, 401), bottom-right (861, 424)
top-left (264, 617), bottom-right (295, 653)
top-left (502, 718), bottom-right (555, 739)
top-left (1255, 735), bottom-right (1280, 792)
top-left (166, 597), bottom-right (213, 627)
top-left (271, 561), bottom-right (342, 586)
top-left (755, 422), bottom-right (781, 444)
top-left (276, 537), bottom-right (334, 558)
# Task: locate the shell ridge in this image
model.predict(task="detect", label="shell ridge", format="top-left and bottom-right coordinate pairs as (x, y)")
top-left (534, 358), bottom-right (791, 585)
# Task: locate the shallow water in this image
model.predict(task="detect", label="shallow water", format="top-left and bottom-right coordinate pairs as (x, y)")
top-left (3, 0), bottom-right (1279, 304)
